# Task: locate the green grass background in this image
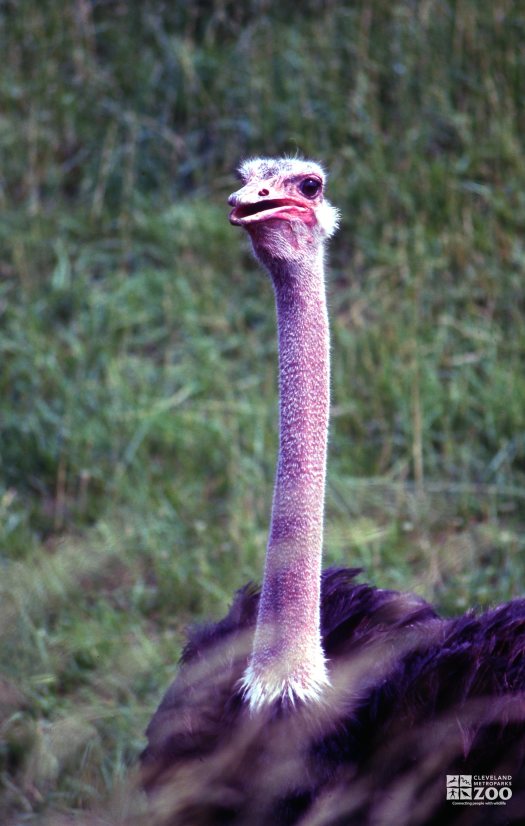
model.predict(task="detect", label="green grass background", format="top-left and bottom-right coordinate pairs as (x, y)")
top-left (1, 0), bottom-right (525, 820)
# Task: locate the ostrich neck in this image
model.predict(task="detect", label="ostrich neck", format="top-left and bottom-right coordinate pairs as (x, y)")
top-left (244, 248), bottom-right (330, 709)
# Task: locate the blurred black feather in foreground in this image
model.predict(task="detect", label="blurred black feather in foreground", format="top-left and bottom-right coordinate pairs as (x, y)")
top-left (141, 569), bottom-right (525, 825)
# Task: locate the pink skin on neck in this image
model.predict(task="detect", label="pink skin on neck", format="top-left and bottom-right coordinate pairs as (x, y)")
top-left (243, 244), bottom-right (330, 709)
top-left (228, 160), bottom-right (338, 709)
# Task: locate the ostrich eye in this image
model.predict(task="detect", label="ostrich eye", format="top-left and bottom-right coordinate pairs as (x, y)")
top-left (299, 177), bottom-right (321, 198)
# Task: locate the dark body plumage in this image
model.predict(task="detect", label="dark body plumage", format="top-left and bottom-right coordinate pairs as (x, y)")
top-left (141, 568), bottom-right (525, 825)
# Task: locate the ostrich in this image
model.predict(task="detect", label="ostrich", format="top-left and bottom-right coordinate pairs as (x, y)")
top-left (141, 157), bottom-right (525, 825)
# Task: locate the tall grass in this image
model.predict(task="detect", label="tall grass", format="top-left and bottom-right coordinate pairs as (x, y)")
top-left (1, 1), bottom-right (525, 821)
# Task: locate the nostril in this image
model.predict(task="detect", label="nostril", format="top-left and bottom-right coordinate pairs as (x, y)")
top-left (228, 193), bottom-right (238, 206)
top-left (258, 188), bottom-right (269, 197)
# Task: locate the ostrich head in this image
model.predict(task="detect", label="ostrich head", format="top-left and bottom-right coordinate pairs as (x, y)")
top-left (228, 157), bottom-right (339, 270)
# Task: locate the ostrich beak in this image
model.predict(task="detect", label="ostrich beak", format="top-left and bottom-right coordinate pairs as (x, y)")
top-left (228, 183), bottom-right (309, 227)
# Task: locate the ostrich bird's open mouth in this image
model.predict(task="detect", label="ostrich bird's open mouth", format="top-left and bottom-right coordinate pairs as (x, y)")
top-left (229, 198), bottom-right (310, 226)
